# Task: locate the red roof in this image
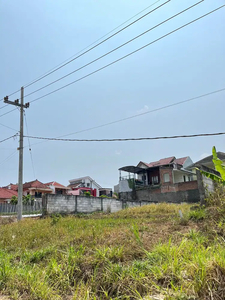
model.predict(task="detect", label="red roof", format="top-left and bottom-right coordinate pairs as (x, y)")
top-left (2, 184), bottom-right (18, 191)
top-left (23, 180), bottom-right (49, 190)
top-left (174, 157), bottom-right (188, 166)
top-left (0, 188), bottom-right (17, 200)
top-left (147, 156), bottom-right (175, 168)
top-left (45, 181), bottom-right (68, 189)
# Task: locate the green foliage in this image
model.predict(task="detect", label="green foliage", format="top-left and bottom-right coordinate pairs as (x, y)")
top-left (100, 194), bottom-right (109, 198)
top-left (1, 202), bottom-right (225, 300)
top-left (188, 208), bottom-right (206, 221)
top-left (10, 194), bottom-right (34, 205)
top-left (10, 195), bottom-right (18, 205)
top-left (23, 194), bottom-right (32, 205)
top-left (128, 178), bottom-right (135, 190)
top-left (50, 213), bottom-right (61, 225)
top-left (84, 191), bottom-right (91, 197)
top-left (198, 146), bottom-right (225, 185)
top-left (212, 146), bottom-right (225, 180)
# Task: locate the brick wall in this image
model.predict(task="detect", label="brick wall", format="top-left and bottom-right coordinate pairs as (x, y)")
top-left (160, 167), bottom-right (173, 184)
top-left (176, 181), bottom-right (198, 191)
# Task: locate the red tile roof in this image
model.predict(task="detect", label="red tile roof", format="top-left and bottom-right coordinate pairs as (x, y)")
top-left (23, 180), bottom-right (49, 190)
top-left (147, 156), bottom-right (175, 168)
top-left (0, 188), bottom-right (17, 200)
top-left (45, 181), bottom-right (68, 189)
top-left (2, 184), bottom-right (18, 191)
top-left (174, 157), bottom-right (188, 166)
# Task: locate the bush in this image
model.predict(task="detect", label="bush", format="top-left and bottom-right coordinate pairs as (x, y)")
top-left (83, 191), bottom-right (91, 197)
top-left (10, 195), bottom-right (18, 205)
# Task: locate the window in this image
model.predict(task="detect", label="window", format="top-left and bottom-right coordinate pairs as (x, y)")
top-left (56, 189), bottom-right (63, 195)
top-left (152, 176), bottom-right (159, 184)
top-left (163, 173), bottom-right (170, 183)
top-left (183, 176), bottom-right (186, 182)
top-left (87, 183), bottom-right (90, 187)
top-left (35, 192), bottom-right (42, 198)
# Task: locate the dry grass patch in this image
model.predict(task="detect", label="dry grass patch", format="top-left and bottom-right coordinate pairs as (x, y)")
top-left (1, 202), bottom-right (224, 299)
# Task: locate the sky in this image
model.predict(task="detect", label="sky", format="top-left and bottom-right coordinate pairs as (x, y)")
top-left (0, 0), bottom-right (224, 189)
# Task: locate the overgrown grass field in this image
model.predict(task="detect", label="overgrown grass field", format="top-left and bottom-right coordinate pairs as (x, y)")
top-left (0, 202), bottom-right (225, 300)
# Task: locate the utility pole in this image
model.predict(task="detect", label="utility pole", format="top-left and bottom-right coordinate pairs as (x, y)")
top-left (4, 87), bottom-right (29, 221)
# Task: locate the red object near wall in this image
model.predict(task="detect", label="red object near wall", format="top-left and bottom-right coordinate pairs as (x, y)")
top-left (92, 189), bottom-right (97, 197)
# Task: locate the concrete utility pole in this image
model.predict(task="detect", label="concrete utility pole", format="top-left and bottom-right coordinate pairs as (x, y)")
top-left (4, 87), bottom-right (29, 221)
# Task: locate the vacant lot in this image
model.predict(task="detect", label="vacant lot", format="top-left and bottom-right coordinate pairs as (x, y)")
top-left (0, 203), bottom-right (224, 300)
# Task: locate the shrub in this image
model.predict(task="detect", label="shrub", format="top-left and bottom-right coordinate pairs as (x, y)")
top-left (83, 191), bottom-right (91, 197)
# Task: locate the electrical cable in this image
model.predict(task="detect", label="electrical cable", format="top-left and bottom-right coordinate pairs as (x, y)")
top-left (24, 112), bottom-right (36, 178)
top-left (0, 105), bottom-right (9, 110)
top-left (25, 87), bottom-right (225, 148)
top-left (0, 122), bottom-right (18, 132)
top-left (0, 0), bottom-right (162, 102)
top-left (0, 109), bottom-right (17, 118)
top-left (24, 132), bottom-right (225, 142)
top-left (0, 150), bottom-right (18, 167)
top-left (28, 5), bottom-right (225, 105)
top-left (22, 0), bottom-right (162, 88)
top-left (24, 0), bottom-right (203, 99)
top-left (0, 134), bottom-right (18, 144)
top-left (24, 0), bottom-right (169, 89)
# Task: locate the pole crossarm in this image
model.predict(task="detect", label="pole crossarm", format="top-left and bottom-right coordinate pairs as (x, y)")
top-left (4, 96), bottom-right (29, 108)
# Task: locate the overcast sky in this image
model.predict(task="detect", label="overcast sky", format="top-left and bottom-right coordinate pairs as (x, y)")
top-left (0, 0), bottom-right (224, 188)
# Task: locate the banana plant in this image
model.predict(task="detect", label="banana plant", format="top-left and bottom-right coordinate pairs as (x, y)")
top-left (198, 146), bottom-right (225, 184)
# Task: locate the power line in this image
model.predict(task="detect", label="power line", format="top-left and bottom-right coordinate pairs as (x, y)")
top-left (22, 0), bottom-right (162, 88)
top-left (0, 134), bottom-right (18, 144)
top-left (24, 0), bottom-right (203, 99)
top-left (0, 89), bottom-right (21, 103)
top-left (54, 87), bottom-right (225, 138)
top-left (0, 104), bottom-right (9, 110)
top-left (24, 0), bottom-right (169, 89)
top-left (24, 112), bottom-right (36, 178)
top-left (28, 5), bottom-right (225, 105)
top-left (24, 132), bottom-right (225, 142)
top-left (0, 150), bottom-right (18, 167)
top-left (25, 87), bottom-right (225, 148)
top-left (0, 108), bottom-right (17, 118)
top-left (0, 122), bottom-right (18, 132)
top-left (0, 0), bottom-right (162, 102)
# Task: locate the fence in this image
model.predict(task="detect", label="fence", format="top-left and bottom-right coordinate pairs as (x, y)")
top-left (43, 194), bottom-right (173, 215)
top-left (0, 202), bottom-right (42, 215)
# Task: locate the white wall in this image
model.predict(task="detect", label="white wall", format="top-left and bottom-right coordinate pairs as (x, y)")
top-left (119, 179), bottom-right (132, 193)
top-left (183, 157), bottom-right (193, 169)
top-left (173, 171), bottom-right (191, 183)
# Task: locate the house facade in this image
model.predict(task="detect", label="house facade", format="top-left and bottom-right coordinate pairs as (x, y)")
top-left (2, 180), bottom-right (68, 200)
top-left (118, 156), bottom-right (199, 203)
top-left (45, 181), bottom-right (69, 195)
top-left (68, 176), bottom-right (102, 197)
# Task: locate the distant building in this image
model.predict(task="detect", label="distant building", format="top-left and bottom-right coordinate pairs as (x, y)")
top-left (0, 188), bottom-right (17, 203)
top-left (45, 181), bottom-right (69, 195)
top-left (68, 176), bottom-right (102, 197)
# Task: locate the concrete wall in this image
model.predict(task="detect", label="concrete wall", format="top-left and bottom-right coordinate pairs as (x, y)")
top-left (45, 194), bottom-right (124, 215)
top-left (135, 189), bottom-right (200, 203)
top-left (120, 180), bottom-right (200, 203)
top-left (43, 190), bottom-right (201, 216)
top-left (202, 175), bottom-right (214, 194)
top-left (119, 179), bottom-right (132, 193)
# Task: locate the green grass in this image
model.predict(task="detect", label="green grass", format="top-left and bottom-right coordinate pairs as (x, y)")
top-left (0, 203), bottom-right (225, 300)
